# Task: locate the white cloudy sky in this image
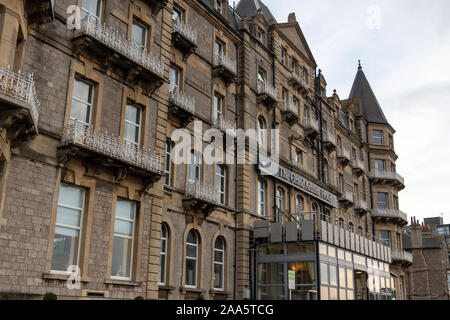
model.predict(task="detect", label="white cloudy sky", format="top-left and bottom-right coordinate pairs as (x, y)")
top-left (262, 0), bottom-right (450, 223)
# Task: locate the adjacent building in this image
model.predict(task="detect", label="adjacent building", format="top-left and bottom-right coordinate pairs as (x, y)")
top-left (0, 0), bottom-right (409, 300)
top-left (403, 217), bottom-right (449, 300)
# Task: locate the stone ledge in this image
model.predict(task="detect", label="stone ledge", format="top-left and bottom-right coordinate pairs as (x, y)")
top-left (42, 273), bottom-right (90, 283)
top-left (104, 279), bottom-right (143, 287)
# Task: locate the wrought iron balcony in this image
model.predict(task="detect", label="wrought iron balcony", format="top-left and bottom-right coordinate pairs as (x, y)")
top-left (183, 181), bottom-right (221, 216)
top-left (352, 158), bottom-right (365, 176)
top-left (168, 90), bottom-right (195, 127)
top-left (354, 199), bottom-right (368, 214)
top-left (391, 250), bottom-right (413, 265)
top-left (213, 116), bottom-right (236, 135)
top-left (288, 72), bottom-right (308, 94)
top-left (25, 0), bottom-right (54, 26)
top-left (141, 0), bottom-right (168, 15)
top-left (369, 170), bottom-right (405, 190)
top-left (0, 66), bottom-right (40, 143)
top-left (303, 116), bottom-right (320, 138)
top-left (73, 13), bottom-right (165, 92)
top-left (257, 81), bottom-right (278, 107)
top-left (372, 208), bottom-right (408, 225)
top-left (281, 101), bottom-right (299, 122)
top-left (172, 19), bottom-right (197, 58)
top-left (59, 120), bottom-right (163, 189)
top-left (322, 130), bottom-right (336, 151)
top-left (212, 53), bottom-right (236, 85)
top-left (339, 191), bottom-right (354, 206)
top-left (337, 147), bottom-right (351, 165)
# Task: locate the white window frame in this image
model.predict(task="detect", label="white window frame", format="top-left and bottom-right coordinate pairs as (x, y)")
top-left (169, 66), bottom-right (180, 94)
top-left (214, 237), bottom-right (225, 291)
top-left (295, 149), bottom-right (303, 165)
top-left (373, 130), bottom-right (384, 145)
top-left (257, 117), bottom-right (267, 148)
top-left (276, 187), bottom-right (284, 223)
top-left (172, 6), bottom-right (183, 22)
top-left (51, 184), bottom-right (85, 275)
top-left (216, 164), bottom-right (226, 205)
top-left (213, 93), bottom-right (223, 124)
top-left (296, 195), bottom-right (304, 222)
top-left (111, 199), bottom-right (137, 281)
top-left (71, 78), bottom-right (94, 126)
top-left (124, 104), bottom-right (142, 146)
top-left (131, 19), bottom-right (147, 50)
top-left (189, 151), bottom-right (201, 184)
top-left (159, 223), bottom-right (168, 285)
top-left (164, 140), bottom-right (172, 186)
top-left (257, 179), bottom-right (266, 217)
top-left (185, 230), bottom-right (199, 288)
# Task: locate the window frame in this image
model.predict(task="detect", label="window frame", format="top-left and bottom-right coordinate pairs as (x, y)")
top-left (373, 130), bottom-right (384, 145)
top-left (164, 140), bottom-right (173, 186)
top-left (185, 230), bottom-right (199, 288)
top-left (159, 223), bottom-right (169, 286)
top-left (257, 179), bottom-right (266, 217)
top-left (51, 184), bottom-right (86, 275)
top-left (131, 19), bottom-right (148, 50)
top-left (71, 78), bottom-right (94, 126)
top-left (111, 199), bottom-right (137, 281)
top-left (213, 237), bottom-right (225, 291)
top-left (81, 0), bottom-right (102, 19)
top-left (124, 103), bottom-right (142, 146)
top-left (276, 187), bottom-right (285, 223)
top-left (188, 150), bottom-right (201, 184)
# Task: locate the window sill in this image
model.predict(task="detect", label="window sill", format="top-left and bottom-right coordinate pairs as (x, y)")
top-left (159, 285), bottom-right (176, 292)
top-left (104, 279), bottom-right (142, 287)
top-left (209, 289), bottom-right (231, 296)
top-left (180, 286), bottom-right (205, 294)
top-left (42, 273), bottom-right (90, 283)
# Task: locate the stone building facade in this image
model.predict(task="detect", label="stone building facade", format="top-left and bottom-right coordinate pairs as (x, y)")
top-left (0, 0), bottom-right (409, 300)
top-left (403, 218), bottom-right (449, 300)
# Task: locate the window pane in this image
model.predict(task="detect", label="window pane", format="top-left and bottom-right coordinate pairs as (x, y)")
top-left (114, 220), bottom-right (133, 237)
top-left (116, 200), bottom-right (135, 220)
top-left (347, 270), bottom-right (354, 289)
top-left (186, 259), bottom-right (197, 286)
top-left (321, 263), bottom-right (328, 284)
top-left (320, 286), bottom-right (329, 300)
top-left (186, 244), bottom-right (197, 258)
top-left (288, 262), bottom-right (316, 285)
top-left (214, 250), bottom-right (224, 263)
top-left (124, 122), bottom-right (139, 144)
top-left (132, 22), bottom-right (146, 47)
top-left (111, 236), bottom-right (133, 278)
top-left (330, 265), bottom-right (338, 286)
top-left (51, 226), bottom-right (80, 272)
top-left (187, 230), bottom-right (197, 244)
top-left (82, 0), bottom-right (101, 17)
top-left (73, 79), bottom-right (92, 103)
top-left (126, 105), bottom-right (140, 124)
top-left (214, 264), bottom-right (223, 289)
top-left (339, 267), bottom-right (346, 288)
top-left (56, 206), bottom-right (82, 227)
top-left (330, 287), bottom-right (338, 300)
top-left (70, 99), bottom-right (90, 124)
top-left (59, 185), bottom-right (83, 209)
top-left (160, 254), bottom-right (166, 283)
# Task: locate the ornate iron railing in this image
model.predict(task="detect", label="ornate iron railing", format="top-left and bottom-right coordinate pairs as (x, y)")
top-left (257, 81), bottom-right (278, 101)
top-left (372, 209), bottom-right (408, 223)
top-left (61, 120), bottom-right (162, 174)
top-left (172, 19), bottom-right (197, 45)
top-left (290, 72), bottom-right (308, 88)
top-left (0, 66), bottom-right (40, 126)
top-left (281, 101), bottom-right (299, 116)
top-left (213, 53), bottom-right (236, 75)
top-left (391, 250), bottom-right (413, 264)
top-left (76, 12), bottom-right (164, 77)
top-left (213, 116), bottom-right (236, 134)
top-left (186, 181), bottom-right (220, 205)
top-left (369, 170), bottom-right (405, 185)
top-left (169, 90), bottom-right (195, 114)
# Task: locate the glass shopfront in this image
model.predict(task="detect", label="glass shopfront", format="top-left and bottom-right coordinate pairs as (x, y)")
top-left (255, 242), bottom-right (394, 300)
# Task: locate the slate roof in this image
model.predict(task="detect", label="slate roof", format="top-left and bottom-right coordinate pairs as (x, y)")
top-left (349, 64), bottom-right (391, 127)
top-left (235, 0), bottom-right (276, 22)
top-left (198, 0), bottom-right (241, 32)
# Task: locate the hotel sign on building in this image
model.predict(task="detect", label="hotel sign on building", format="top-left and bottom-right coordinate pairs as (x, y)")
top-left (259, 156), bottom-right (338, 208)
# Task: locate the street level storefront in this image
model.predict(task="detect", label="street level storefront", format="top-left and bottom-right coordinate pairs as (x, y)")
top-left (252, 161), bottom-right (395, 300)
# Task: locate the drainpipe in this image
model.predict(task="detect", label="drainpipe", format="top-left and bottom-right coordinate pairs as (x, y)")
top-left (313, 67), bottom-right (321, 300)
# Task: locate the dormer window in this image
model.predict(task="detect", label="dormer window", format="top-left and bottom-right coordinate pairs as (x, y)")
top-left (216, 0), bottom-right (223, 13)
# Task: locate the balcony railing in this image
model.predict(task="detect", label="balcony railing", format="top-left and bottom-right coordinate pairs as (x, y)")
top-left (291, 160), bottom-right (317, 178)
top-left (0, 66), bottom-right (40, 127)
top-left (169, 90), bottom-right (195, 114)
top-left (352, 158), bottom-right (365, 171)
top-left (337, 147), bottom-right (351, 162)
top-left (185, 181), bottom-right (220, 205)
top-left (289, 72), bottom-right (308, 92)
top-left (257, 81), bottom-right (278, 102)
top-left (281, 101), bottom-right (299, 117)
top-left (369, 170), bottom-right (405, 186)
top-left (213, 53), bottom-right (237, 75)
top-left (303, 116), bottom-right (320, 135)
top-left (76, 12), bottom-right (164, 77)
top-left (372, 209), bottom-right (408, 224)
top-left (61, 120), bottom-right (162, 174)
top-left (354, 199), bottom-right (368, 212)
top-left (172, 19), bottom-right (197, 46)
top-left (340, 191), bottom-right (354, 204)
top-left (391, 250), bottom-right (413, 264)
top-left (213, 116), bottom-right (236, 134)
top-left (323, 130), bottom-right (336, 147)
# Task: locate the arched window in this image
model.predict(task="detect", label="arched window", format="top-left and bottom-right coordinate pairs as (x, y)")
top-left (214, 237), bottom-right (225, 290)
top-left (296, 195), bottom-right (304, 222)
top-left (160, 223), bottom-right (169, 285)
top-left (276, 187), bottom-right (285, 223)
top-left (257, 179), bottom-right (266, 216)
top-left (216, 164), bottom-right (226, 205)
top-left (257, 117), bottom-right (267, 148)
top-left (186, 230), bottom-right (199, 287)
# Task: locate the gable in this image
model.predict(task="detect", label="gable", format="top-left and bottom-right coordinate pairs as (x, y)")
top-left (276, 23), bottom-right (317, 67)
